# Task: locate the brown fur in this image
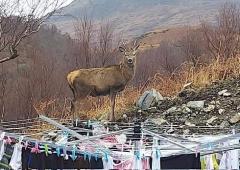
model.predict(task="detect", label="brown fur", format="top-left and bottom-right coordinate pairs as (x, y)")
top-left (67, 43), bottom-right (140, 121)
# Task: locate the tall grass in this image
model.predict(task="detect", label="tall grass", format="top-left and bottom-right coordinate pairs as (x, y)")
top-left (35, 56), bottom-right (240, 120)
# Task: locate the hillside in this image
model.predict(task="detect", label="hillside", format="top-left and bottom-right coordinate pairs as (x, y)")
top-left (51, 0), bottom-right (239, 38)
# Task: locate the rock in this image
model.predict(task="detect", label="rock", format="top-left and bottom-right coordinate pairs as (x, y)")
top-left (181, 105), bottom-right (192, 114)
top-left (220, 121), bottom-right (230, 128)
top-left (167, 128), bottom-right (174, 134)
top-left (218, 109), bottom-right (225, 114)
top-left (185, 120), bottom-right (196, 127)
top-left (223, 92), bottom-right (232, 97)
top-left (178, 88), bottom-right (196, 98)
top-left (218, 89), bottom-right (228, 96)
top-left (187, 101), bottom-right (205, 110)
top-left (206, 116), bottom-right (218, 125)
top-left (203, 105), bottom-right (215, 112)
top-left (218, 89), bottom-right (231, 97)
top-left (147, 107), bottom-right (158, 113)
top-left (163, 107), bottom-right (177, 115)
top-left (151, 117), bottom-right (167, 126)
top-left (183, 129), bottom-right (190, 135)
top-left (137, 89), bottom-right (164, 110)
top-left (122, 114), bottom-right (127, 119)
top-left (229, 113), bottom-right (240, 124)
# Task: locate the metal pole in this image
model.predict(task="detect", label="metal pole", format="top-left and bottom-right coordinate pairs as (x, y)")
top-left (142, 129), bottom-right (195, 152)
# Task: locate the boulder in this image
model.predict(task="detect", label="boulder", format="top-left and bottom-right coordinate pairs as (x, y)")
top-left (229, 113), bottom-right (240, 124)
top-left (151, 117), bottom-right (168, 126)
top-left (203, 105), bottom-right (215, 113)
top-left (187, 101), bottom-right (205, 110)
top-left (218, 89), bottom-right (228, 96)
top-left (163, 106), bottom-right (177, 115)
top-left (218, 89), bottom-right (231, 97)
top-left (185, 120), bottom-right (196, 127)
top-left (220, 121), bottom-right (230, 128)
top-left (206, 116), bottom-right (218, 125)
top-left (137, 89), bottom-right (164, 110)
top-left (218, 109), bottom-right (225, 114)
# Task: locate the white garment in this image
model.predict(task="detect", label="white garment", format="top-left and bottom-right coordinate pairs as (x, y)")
top-left (152, 137), bottom-right (161, 170)
top-left (205, 154), bottom-right (214, 170)
top-left (9, 143), bottom-right (23, 170)
top-left (152, 149), bottom-right (161, 170)
top-left (133, 150), bottom-right (142, 169)
top-left (102, 155), bottom-right (114, 169)
top-left (219, 139), bottom-right (239, 170)
top-left (0, 132), bottom-right (5, 160)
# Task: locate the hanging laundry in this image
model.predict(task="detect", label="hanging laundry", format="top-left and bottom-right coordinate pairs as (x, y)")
top-left (219, 139), bottom-right (239, 170)
top-left (21, 148), bottom-right (104, 169)
top-left (0, 132), bottom-right (6, 161)
top-left (9, 142), bottom-right (22, 170)
top-left (150, 153), bottom-right (201, 169)
top-left (152, 137), bottom-right (161, 170)
top-left (102, 154), bottom-right (113, 169)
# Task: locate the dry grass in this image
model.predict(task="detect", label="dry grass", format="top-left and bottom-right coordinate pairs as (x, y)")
top-left (35, 56), bottom-right (240, 120)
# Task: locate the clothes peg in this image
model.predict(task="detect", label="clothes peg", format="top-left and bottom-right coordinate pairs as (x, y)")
top-left (104, 152), bottom-right (109, 162)
top-left (63, 146), bottom-right (68, 160)
top-left (83, 152), bottom-right (87, 160)
top-left (56, 147), bottom-right (61, 157)
top-left (5, 136), bottom-right (12, 145)
top-left (31, 142), bottom-right (40, 154)
top-left (18, 136), bottom-right (24, 144)
top-left (0, 132), bottom-right (5, 140)
top-left (87, 120), bottom-right (91, 128)
top-left (195, 145), bottom-right (200, 157)
top-left (24, 141), bottom-right (28, 150)
top-left (44, 144), bottom-right (49, 156)
top-left (70, 145), bottom-right (77, 161)
top-left (87, 153), bottom-right (91, 162)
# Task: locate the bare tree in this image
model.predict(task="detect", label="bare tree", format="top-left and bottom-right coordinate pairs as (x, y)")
top-left (176, 27), bottom-right (204, 67)
top-left (0, 0), bottom-right (65, 63)
top-left (201, 2), bottom-right (240, 60)
top-left (0, 65), bottom-right (7, 121)
top-left (97, 21), bottom-right (115, 66)
top-left (74, 15), bottom-right (93, 68)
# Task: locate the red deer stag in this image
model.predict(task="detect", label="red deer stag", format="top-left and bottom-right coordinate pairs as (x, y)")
top-left (67, 41), bottom-right (140, 121)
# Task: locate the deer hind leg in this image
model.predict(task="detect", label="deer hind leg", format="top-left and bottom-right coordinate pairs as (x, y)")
top-left (109, 92), bottom-right (117, 122)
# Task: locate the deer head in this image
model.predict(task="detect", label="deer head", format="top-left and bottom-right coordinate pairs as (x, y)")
top-left (119, 40), bottom-right (140, 68)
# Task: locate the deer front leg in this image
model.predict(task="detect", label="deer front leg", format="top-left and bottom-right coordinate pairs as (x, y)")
top-left (109, 92), bottom-right (117, 122)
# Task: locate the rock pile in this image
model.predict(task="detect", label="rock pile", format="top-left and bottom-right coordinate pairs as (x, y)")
top-left (133, 78), bottom-right (240, 135)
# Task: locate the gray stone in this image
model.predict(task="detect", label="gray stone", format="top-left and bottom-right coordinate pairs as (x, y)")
top-left (218, 109), bottom-right (225, 114)
top-left (206, 116), bottom-right (218, 125)
top-left (203, 105), bottom-right (215, 112)
top-left (137, 89), bottom-right (164, 110)
top-left (218, 89), bottom-right (228, 96)
top-left (183, 129), bottom-right (190, 135)
top-left (151, 117), bottom-right (167, 126)
top-left (229, 113), bottom-right (240, 124)
top-left (185, 120), bottom-right (196, 127)
top-left (167, 128), bottom-right (174, 134)
top-left (163, 106), bottom-right (177, 115)
top-left (181, 105), bottom-right (192, 114)
top-left (220, 121), bottom-right (230, 128)
top-left (223, 92), bottom-right (232, 97)
top-left (187, 101), bottom-right (205, 110)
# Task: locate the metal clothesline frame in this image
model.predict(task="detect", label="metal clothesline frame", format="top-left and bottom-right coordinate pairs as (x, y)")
top-left (0, 114), bottom-right (240, 160)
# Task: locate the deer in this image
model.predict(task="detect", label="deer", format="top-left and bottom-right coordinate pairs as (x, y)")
top-left (67, 41), bottom-right (140, 121)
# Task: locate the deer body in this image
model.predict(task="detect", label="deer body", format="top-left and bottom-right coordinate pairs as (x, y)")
top-left (67, 43), bottom-right (139, 121)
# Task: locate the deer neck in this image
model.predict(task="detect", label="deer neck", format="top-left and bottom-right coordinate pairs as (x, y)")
top-left (120, 62), bottom-right (136, 83)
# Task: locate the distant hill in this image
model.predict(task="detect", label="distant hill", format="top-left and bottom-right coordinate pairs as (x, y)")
top-left (50, 0), bottom-right (239, 38)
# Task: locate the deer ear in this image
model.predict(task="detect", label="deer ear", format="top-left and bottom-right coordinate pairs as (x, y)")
top-left (119, 46), bottom-right (126, 53)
